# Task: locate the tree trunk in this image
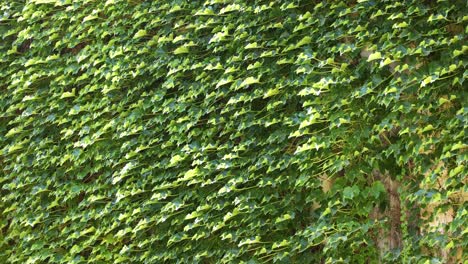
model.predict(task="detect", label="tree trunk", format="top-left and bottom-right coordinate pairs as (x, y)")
top-left (370, 170), bottom-right (402, 261)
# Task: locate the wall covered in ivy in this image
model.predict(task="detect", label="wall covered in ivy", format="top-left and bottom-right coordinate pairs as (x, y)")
top-left (0, 0), bottom-right (466, 263)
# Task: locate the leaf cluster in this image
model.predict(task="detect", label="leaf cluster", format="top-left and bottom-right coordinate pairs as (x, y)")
top-left (0, 0), bottom-right (466, 263)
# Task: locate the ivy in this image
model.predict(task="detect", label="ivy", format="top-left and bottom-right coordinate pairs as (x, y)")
top-left (0, 0), bottom-right (467, 263)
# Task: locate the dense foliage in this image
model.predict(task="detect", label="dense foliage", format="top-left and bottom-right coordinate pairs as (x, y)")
top-left (1, 0), bottom-right (467, 263)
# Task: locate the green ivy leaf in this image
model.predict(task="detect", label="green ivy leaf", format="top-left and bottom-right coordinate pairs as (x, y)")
top-left (173, 45), bottom-right (189, 54)
top-left (133, 29), bottom-right (147, 39)
top-left (367, 51), bottom-right (382, 62)
top-left (343, 185), bottom-right (360, 200)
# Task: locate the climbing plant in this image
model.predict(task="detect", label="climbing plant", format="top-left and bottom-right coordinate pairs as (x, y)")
top-left (0, 0), bottom-right (466, 263)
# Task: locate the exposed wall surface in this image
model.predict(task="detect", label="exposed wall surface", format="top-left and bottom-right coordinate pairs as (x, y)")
top-left (0, 0), bottom-right (466, 263)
